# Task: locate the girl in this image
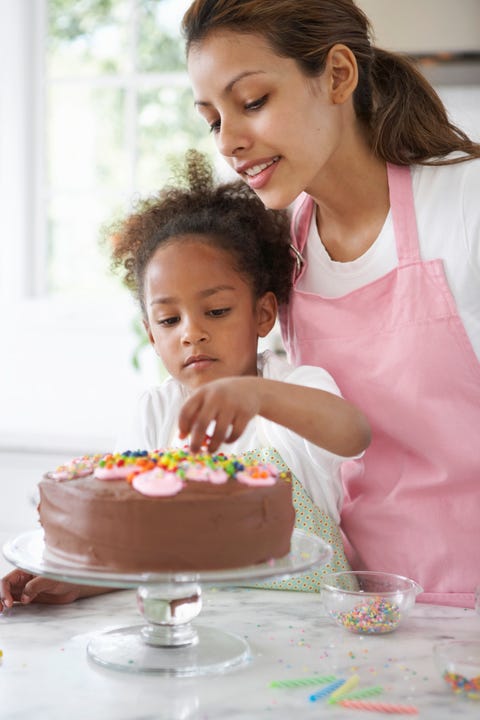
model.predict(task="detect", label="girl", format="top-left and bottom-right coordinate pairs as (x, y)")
top-left (182, 0), bottom-right (480, 607)
top-left (0, 150), bottom-right (370, 610)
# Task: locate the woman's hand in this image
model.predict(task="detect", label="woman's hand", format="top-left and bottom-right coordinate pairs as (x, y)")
top-left (0, 569), bottom-right (104, 611)
top-left (178, 377), bottom-right (260, 453)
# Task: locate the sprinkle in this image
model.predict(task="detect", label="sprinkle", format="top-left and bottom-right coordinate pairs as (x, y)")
top-left (309, 678), bottom-right (346, 702)
top-left (333, 597), bottom-right (401, 634)
top-left (339, 700), bottom-right (419, 714)
top-left (443, 671), bottom-right (480, 693)
top-left (46, 449), bottom-right (279, 490)
top-left (269, 675), bottom-right (337, 688)
top-left (328, 674), bottom-right (360, 702)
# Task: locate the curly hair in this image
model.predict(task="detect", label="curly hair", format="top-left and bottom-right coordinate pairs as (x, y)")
top-left (109, 149), bottom-right (294, 317)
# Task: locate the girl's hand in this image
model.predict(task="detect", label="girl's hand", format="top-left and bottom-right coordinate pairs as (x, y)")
top-left (178, 377), bottom-right (260, 453)
top-left (0, 569), bottom-right (99, 610)
top-left (180, 375), bottom-right (371, 458)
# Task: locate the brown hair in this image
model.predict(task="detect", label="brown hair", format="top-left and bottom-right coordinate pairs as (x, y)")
top-left (109, 149), bottom-right (294, 317)
top-left (182, 0), bottom-right (480, 165)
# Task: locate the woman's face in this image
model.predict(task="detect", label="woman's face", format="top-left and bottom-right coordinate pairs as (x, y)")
top-left (188, 30), bottom-right (347, 209)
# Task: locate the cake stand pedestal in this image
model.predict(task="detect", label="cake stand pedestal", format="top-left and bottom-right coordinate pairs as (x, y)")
top-left (3, 528), bottom-right (331, 676)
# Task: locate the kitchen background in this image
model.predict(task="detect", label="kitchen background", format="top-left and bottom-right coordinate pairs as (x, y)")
top-left (0, 0), bottom-right (479, 456)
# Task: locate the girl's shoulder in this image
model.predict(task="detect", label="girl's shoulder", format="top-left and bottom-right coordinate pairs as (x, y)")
top-left (259, 350), bottom-right (342, 397)
top-left (140, 375), bottom-right (187, 407)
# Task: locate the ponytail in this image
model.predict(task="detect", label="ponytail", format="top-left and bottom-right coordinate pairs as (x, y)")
top-left (364, 48), bottom-right (480, 165)
top-left (184, 0), bottom-right (480, 166)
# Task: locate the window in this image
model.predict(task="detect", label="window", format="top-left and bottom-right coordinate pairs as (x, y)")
top-left (45, 0), bottom-right (212, 298)
top-left (0, 0), bottom-right (216, 452)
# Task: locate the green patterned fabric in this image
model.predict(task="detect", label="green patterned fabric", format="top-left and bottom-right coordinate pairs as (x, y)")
top-left (240, 447), bottom-right (351, 592)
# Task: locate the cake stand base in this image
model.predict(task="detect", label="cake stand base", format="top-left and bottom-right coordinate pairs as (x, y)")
top-left (3, 528), bottom-right (332, 676)
top-left (87, 624), bottom-right (250, 675)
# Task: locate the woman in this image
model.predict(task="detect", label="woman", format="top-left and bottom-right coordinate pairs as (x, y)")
top-left (182, 0), bottom-right (480, 607)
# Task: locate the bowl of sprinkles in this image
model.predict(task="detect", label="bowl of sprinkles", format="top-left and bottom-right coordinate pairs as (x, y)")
top-left (321, 571), bottom-right (422, 635)
top-left (434, 640), bottom-right (480, 700)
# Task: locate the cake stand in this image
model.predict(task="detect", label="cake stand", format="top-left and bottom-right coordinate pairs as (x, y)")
top-left (3, 528), bottom-right (331, 676)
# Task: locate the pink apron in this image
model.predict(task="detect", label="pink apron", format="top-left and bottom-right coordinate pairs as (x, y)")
top-left (280, 163), bottom-right (480, 608)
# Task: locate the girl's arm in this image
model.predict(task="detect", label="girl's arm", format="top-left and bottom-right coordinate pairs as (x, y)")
top-left (0, 569), bottom-right (112, 611)
top-left (178, 376), bottom-right (370, 455)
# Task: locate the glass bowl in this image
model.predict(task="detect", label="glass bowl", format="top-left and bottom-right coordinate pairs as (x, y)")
top-left (321, 570), bottom-right (423, 635)
top-left (434, 641), bottom-right (480, 700)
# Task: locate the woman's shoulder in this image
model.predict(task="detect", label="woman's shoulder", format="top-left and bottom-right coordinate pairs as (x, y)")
top-left (412, 155), bottom-right (480, 232)
top-left (411, 155), bottom-right (480, 280)
top-left (412, 154), bottom-right (480, 191)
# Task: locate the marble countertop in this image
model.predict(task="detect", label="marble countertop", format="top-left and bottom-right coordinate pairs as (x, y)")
top-left (1, 450), bottom-right (479, 720)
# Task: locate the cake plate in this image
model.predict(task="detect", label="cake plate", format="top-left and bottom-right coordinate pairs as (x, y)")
top-left (3, 528), bottom-right (331, 676)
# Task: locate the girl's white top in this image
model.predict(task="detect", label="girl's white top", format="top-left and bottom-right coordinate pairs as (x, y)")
top-left (115, 350), bottom-right (360, 524)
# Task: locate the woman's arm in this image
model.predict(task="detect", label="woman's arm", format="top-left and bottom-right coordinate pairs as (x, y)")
top-left (178, 376), bottom-right (370, 455)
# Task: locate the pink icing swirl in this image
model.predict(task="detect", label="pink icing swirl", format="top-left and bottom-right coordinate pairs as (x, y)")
top-left (94, 465), bottom-right (142, 480)
top-left (49, 457), bottom-right (95, 482)
top-left (185, 464), bottom-right (229, 484)
top-left (236, 463), bottom-right (278, 486)
top-left (132, 468), bottom-right (184, 497)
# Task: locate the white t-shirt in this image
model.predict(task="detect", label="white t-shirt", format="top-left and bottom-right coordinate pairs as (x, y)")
top-left (115, 349), bottom-right (358, 524)
top-left (296, 158), bottom-right (480, 360)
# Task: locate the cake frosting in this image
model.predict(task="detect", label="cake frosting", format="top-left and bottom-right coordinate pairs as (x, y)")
top-left (38, 449), bottom-right (295, 572)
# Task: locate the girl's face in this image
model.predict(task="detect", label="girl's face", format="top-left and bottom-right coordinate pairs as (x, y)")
top-left (143, 236), bottom-right (276, 391)
top-left (188, 30), bottom-right (349, 209)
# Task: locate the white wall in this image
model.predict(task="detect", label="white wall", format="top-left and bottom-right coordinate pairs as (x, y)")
top-left (358, 0), bottom-right (480, 52)
top-left (358, 0), bottom-right (480, 141)
top-left (0, 298), bottom-right (160, 454)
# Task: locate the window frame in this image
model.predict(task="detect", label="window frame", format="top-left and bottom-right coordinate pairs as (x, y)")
top-left (0, 0), bottom-right (45, 304)
top-left (0, 0), bottom-right (194, 452)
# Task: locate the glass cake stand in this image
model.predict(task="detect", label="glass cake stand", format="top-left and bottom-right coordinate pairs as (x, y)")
top-left (3, 528), bottom-right (331, 676)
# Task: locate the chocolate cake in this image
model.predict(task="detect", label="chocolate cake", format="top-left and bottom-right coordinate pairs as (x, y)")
top-left (38, 450), bottom-right (295, 572)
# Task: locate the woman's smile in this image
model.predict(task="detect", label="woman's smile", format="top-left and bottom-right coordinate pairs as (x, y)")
top-left (238, 156), bottom-right (281, 189)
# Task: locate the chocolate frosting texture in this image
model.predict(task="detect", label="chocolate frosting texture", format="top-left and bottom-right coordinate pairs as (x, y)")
top-left (38, 470), bottom-right (295, 572)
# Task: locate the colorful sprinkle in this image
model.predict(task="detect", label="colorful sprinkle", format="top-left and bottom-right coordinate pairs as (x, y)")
top-left (443, 670), bottom-right (480, 696)
top-left (47, 455), bottom-right (100, 481)
top-left (46, 449), bottom-right (281, 496)
top-left (332, 597), bottom-right (401, 634)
